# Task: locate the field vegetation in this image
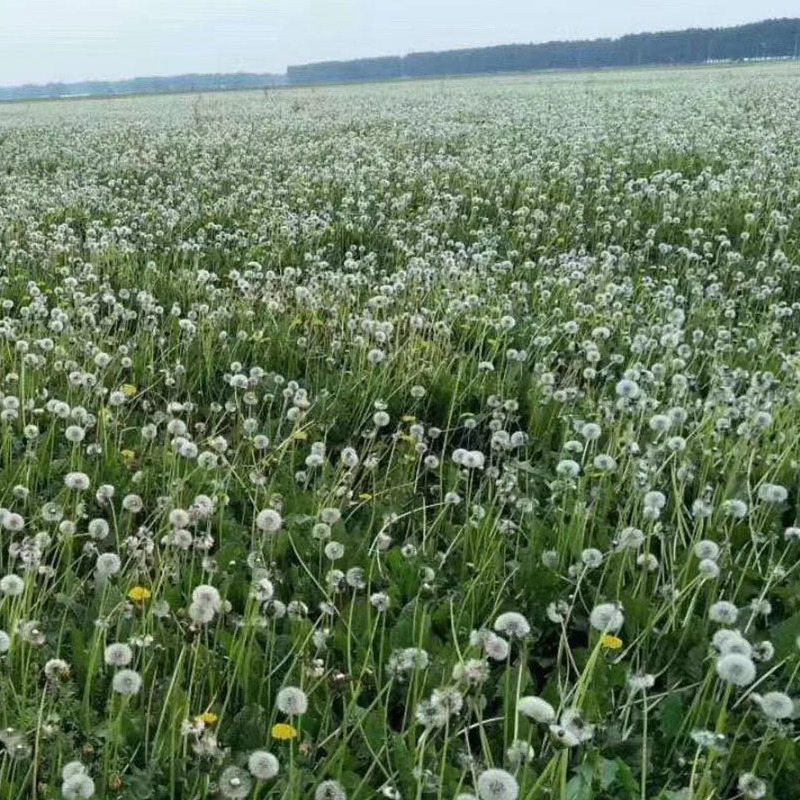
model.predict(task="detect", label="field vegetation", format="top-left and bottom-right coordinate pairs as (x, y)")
top-left (1, 63), bottom-right (800, 800)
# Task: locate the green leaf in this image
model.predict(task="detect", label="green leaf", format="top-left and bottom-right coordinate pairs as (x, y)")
top-left (769, 609), bottom-right (800, 659)
top-left (124, 765), bottom-right (158, 799)
top-left (596, 758), bottom-right (618, 790)
top-left (612, 759), bottom-right (638, 798)
top-left (224, 703), bottom-right (268, 751)
top-left (659, 694), bottom-right (685, 740)
top-left (566, 771), bottom-right (593, 800)
top-left (390, 734), bottom-right (416, 799)
top-left (389, 600), bottom-right (429, 649)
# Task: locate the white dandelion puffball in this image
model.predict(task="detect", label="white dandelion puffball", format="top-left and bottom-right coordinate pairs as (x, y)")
top-left (737, 773), bottom-right (767, 799)
top-left (248, 750), bottom-right (280, 780)
top-left (758, 691), bottom-right (794, 720)
top-left (757, 483), bottom-right (787, 504)
top-left (589, 602), bottom-right (624, 633)
top-left (61, 774), bottom-right (96, 800)
top-left (191, 584), bottom-right (222, 611)
top-left (476, 769), bottom-right (519, 800)
top-left (340, 446), bottom-right (359, 468)
top-left (256, 508), bottom-right (283, 533)
top-left (0, 574), bottom-right (25, 597)
top-left (219, 766), bottom-right (253, 799)
top-left (62, 762), bottom-right (88, 781)
top-left (64, 471), bottom-right (91, 491)
top-left (112, 668), bottom-right (143, 695)
top-left (315, 780), bottom-right (347, 800)
top-left (484, 633), bottom-right (510, 661)
top-left (276, 686), bottom-right (308, 716)
top-left (104, 643), bottom-right (133, 667)
top-left (188, 601), bottom-right (216, 624)
top-left (694, 540), bottom-right (720, 561)
top-left (44, 658), bottom-right (70, 681)
top-left (517, 696), bottom-right (556, 724)
top-left (87, 518), bottom-right (110, 540)
top-left (712, 629), bottom-right (751, 657)
top-left (715, 653), bottom-right (756, 687)
top-left (708, 601), bottom-right (738, 625)
top-left (493, 611), bottom-right (531, 639)
top-left (95, 553), bottom-right (122, 579)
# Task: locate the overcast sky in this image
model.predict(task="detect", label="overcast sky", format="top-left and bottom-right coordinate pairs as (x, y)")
top-left (0, 0), bottom-right (797, 86)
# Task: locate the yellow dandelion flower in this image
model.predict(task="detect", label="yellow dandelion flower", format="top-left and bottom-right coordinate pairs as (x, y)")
top-left (195, 712), bottom-right (219, 726)
top-left (121, 449), bottom-right (136, 463)
top-left (358, 492), bottom-right (373, 501)
top-left (271, 723), bottom-right (299, 740)
top-left (401, 415), bottom-right (417, 423)
top-left (601, 634), bottom-right (623, 650)
top-left (121, 384), bottom-right (137, 398)
top-left (128, 586), bottom-right (152, 604)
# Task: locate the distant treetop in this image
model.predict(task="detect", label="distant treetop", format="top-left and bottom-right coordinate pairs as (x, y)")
top-left (287, 18), bottom-right (800, 86)
top-left (0, 72), bottom-right (286, 103)
top-left (3, 18), bottom-right (798, 102)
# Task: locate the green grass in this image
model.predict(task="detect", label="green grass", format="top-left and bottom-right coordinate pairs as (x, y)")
top-left (1, 61), bottom-right (800, 800)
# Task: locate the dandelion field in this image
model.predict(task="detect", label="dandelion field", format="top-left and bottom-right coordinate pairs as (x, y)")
top-left (2, 62), bottom-right (800, 800)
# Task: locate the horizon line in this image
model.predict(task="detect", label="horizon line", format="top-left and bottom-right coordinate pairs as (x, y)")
top-left (1, 14), bottom-right (797, 91)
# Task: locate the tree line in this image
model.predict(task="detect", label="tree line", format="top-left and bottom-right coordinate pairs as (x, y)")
top-left (3, 18), bottom-right (798, 102)
top-left (0, 73), bottom-right (286, 103)
top-left (287, 18), bottom-right (800, 85)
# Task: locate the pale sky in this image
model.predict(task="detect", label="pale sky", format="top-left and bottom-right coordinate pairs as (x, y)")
top-left (0, 0), bottom-right (797, 86)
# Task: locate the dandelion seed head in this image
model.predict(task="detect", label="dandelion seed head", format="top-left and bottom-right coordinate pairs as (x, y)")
top-left (104, 643), bottom-right (133, 667)
top-left (276, 686), bottom-right (308, 716)
top-left (493, 611), bottom-right (530, 639)
top-left (758, 691), bottom-right (793, 719)
top-left (247, 750), bottom-right (279, 780)
top-left (112, 668), bottom-right (143, 695)
top-left (476, 769), bottom-right (519, 800)
top-left (715, 653), bottom-right (756, 687)
top-left (517, 696), bottom-right (555, 723)
top-left (315, 780), bottom-right (347, 800)
top-left (219, 766), bottom-right (253, 799)
top-left (589, 602), bottom-right (624, 633)
top-left (256, 508), bottom-right (282, 533)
